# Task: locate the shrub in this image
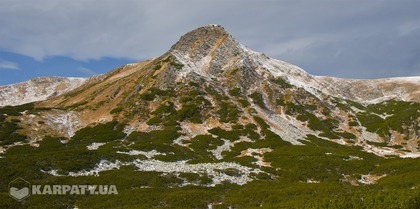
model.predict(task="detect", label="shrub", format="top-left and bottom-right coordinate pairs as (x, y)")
top-left (170, 61), bottom-right (184, 69)
top-left (0, 103), bottom-right (35, 116)
top-left (249, 92), bottom-right (267, 109)
top-left (69, 121), bottom-right (126, 147)
top-left (229, 88), bottom-right (241, 97)
top-left (110, 107), bottom-right (123, 114)
top-left (0, 120), bottom-right (26, 145)
top-left (217, 101), bottom-right (240, 123)
top-left (271, 77), bottom-right (293, 89)
top-left (153, 64), bottom-right (161, 71)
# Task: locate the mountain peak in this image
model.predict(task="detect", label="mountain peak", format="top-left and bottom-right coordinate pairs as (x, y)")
top-left (169, 24), bottom-right (242, 61)
top-left (170, 24), bottom-right (232, 52)
top-left (168, 24), bottom-right (247, 78)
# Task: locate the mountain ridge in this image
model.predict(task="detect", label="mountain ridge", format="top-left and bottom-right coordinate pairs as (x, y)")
top-left (1, 24), bottom-right (419, 106)
top-left (0, 24), bottom-right (419, 208)
top-left (0, 24), bottom-right (419, 157)
top-left (0, 76), bottom-right (87, 107)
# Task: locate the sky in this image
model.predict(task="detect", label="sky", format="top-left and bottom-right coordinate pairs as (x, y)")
top-left (1, 0), bottom-right (420, 85)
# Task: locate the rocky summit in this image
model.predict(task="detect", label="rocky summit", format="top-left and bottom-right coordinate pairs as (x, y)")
top-left (0, 25), bottom-right (419, 208)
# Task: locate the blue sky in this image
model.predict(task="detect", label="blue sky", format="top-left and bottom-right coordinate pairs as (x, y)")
top-left (1, 0), bottom-right (420, 85)
top-left (0, 51), bottom-right (133, 85)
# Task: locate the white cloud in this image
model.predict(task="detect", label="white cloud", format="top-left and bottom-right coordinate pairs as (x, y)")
top-left (78, 67), bottom-right (96, 76)
top-left (0, 0), bottom-right (419, 78)
top-left (0, 60), bottom-right (19, 70)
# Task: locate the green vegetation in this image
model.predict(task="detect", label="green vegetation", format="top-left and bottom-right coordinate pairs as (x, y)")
top-left (217, 101), bottom-right (240, 123)
top-left (70, 121), bottom-right (126, 146)
top-left (147, 102), bottom-right (177, 126)
top-left (127, 127), bottom-right (178, 150)
top-left (153, 64), bottom-right (162, 71)
top-left (64, 101), bottom-right (88, 109)
top-left (0, 121), bottom-right (128, 179)
top-left (0, 104), bottom-right (34, 145)
top-left (110, 107), bottom-right (123, 115)
top-left (0, 119), bottom-right (26, 145)
top-left (238, 99), bottom-right (250, 108)
top-left (208, 127), bottom-right (242, 142)
top-left (188, 135), bottom-right (224, 162)
top-left (285, 102), bottom-right (340, 139)
top-left (170, 61), bottom-right (184, 70)
top-left (349, 121), bottom-right (359, 126)
top-left (140, 87), bottom-right (175, 101)
top-left (251, 116), bottom-right (291, 149)
top-left (330, 99), bottom-right (419, 138)
top-left (205, 85), bottom-right (226, 101)
top-left (0, 118), bottom-right (419, 208)
top-left (276, 97), bottom-right (286, 106)
top-left (356, 100), bottom-right (420, 137)
top-left (162, 55), bottom-right (172, 63)
top-left (177, 89), bottom-right (211, 123)
top-left (0, 85), bottom-right (419, 208)
top-left (0, 103), bottom-right (35, 116)
top-left (249, 92), bottom-right (267, 109)
top-left (336, 131), bottom-right (356, 139)
top-left (229, 87), bottom-right (241, 97)
top-left (271, 77), bottom-right (293, 89)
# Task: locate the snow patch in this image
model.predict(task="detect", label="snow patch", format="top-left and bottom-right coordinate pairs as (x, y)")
top-left (0, 77), bottom-right (87, 107)
top-left (68, 160), bottom-right (125, 177)
top-left (86, 143), bottom-right (106, 150)
top-left (306, 179), bottom-right (320, 184)
top-left (132, 159), bottom-right (263, 186)
top-left (400, 152), bottom-right (420, 158)
top-left (116, 150), bottom-right (166, 159)
top-left (53, 159), bottom-right (263, 186)
top-left (210, 139), bottom-right (234, 160)
top-left (343, 155), bottom-right (363, 161)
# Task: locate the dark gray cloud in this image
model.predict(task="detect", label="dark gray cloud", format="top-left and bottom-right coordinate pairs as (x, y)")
top-left (0, 0), bottom-right (419, 78)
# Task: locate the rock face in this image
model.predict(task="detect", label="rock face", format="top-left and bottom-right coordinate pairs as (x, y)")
top-left (170, 25), bottom-right (241, 76)
top-left (170, 25), bottom-right (420, 103)
top-left (0, 77), bottom-right (87, 107)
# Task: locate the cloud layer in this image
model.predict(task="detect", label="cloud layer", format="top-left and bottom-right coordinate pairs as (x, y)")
top-left (1, 0), bottom-right (419, 78)
top-left (0, 60), bottom-right (19, 70)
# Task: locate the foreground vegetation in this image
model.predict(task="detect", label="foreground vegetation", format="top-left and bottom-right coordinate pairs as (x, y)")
top-left (0, 89), bottom-right (419, 208)
top-left (0, 122), bottom-right (419, 208)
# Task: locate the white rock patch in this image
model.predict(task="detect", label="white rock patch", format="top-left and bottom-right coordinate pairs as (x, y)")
top-left (117, 150), bottom-right (166, 159)
top-left (358, 174), bottom-right (386, 185)
top-left (49, 159), bottom-right (263, 186)
top-left (86, 142), bottom-right (106, 150)
top-left (210, 139), bottom-right (234, 160)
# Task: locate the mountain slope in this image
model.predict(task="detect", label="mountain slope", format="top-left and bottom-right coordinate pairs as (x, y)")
top-left (313, 76), bottom-right (420, 103)
top-left (0, 77), bottom-right (87, 107)
top-left (22, 24), bottom-right (417, 156)
top-left (0, 24), bottom-right (419, 208)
